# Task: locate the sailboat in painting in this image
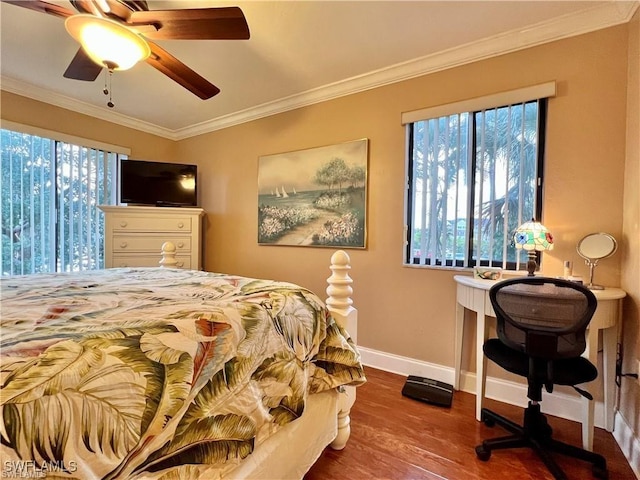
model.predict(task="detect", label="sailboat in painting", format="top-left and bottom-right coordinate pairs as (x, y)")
top-left (281, 186), bottom-right (289, 198)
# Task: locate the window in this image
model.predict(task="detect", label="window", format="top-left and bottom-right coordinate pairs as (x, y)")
top-left (403, 83), bottom-right (555, 270)
top-left (1, 126), bottom-right (126, 275)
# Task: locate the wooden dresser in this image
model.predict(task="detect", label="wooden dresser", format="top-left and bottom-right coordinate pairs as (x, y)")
top-left (99, 205), bottom-right (205, 270)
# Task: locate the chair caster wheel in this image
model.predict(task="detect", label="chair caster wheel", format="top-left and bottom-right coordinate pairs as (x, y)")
top-left (593, 464), bottom-right (608, 480)
top-left (475, 445), bottom-right (491, 461)
top-left (481, 415), bottom-right (495, 427)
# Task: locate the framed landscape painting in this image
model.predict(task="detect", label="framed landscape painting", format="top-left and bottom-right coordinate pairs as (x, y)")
top-left (258, 139), bottom-right (368, 248)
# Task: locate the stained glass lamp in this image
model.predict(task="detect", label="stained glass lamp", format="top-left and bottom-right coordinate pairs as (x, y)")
top-left (514, 219), bottom-right (554, 276)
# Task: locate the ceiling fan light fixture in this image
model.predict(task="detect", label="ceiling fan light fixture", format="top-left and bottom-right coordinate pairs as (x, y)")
top-left (65, 15), bottom-right (150, 71)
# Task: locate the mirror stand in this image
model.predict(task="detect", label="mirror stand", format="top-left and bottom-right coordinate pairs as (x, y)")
top-left (577, 232), bottom-right (617, 291)
top-left (584, 259), bottom-right (604, 290)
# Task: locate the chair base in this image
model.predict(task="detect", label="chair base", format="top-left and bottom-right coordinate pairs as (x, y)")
top-left (475, 404), bottom-right (608, 480)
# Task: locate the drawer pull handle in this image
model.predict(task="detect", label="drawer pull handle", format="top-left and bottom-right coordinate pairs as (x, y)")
top-left (177, 222), bottom-right (184, 229)
top-left (177, 242), bottom-right (184, 248)
top-left (177, 262), bottom-right (184, 268)
top-left (120, 242), bottom-right (128, 249)
top-left (120, 221), bottom-right (127, 228)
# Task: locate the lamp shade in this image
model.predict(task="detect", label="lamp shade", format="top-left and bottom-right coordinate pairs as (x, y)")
top-left (65, 15), bottom-right (150, 71)
top-left (514, 219), bottom-right (554, 252)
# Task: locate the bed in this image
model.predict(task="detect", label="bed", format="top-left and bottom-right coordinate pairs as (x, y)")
top-left (0, 245), bottom-right (364, 480)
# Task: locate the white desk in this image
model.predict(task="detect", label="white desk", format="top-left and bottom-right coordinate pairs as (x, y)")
top-left (453, 275), bottom-right (625, 451)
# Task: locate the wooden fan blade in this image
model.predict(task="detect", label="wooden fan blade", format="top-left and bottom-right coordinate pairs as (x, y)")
top-left (146, 41), bottom-right (220, 100)
top-left (63, 48), bottom-right (103, 81)
top-left (128, 7), bottom-right (250, 40)
top-left (69, 0), bottom-right (98, 16)
top-left (1, 0), bottom-right (75, 19)
top-left (70, 0), bottom-right (139, 19)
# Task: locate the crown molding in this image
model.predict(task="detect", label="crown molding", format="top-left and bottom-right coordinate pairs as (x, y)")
top-left (175, 1), bottom-right (638, 139)
top-left (3, 1), bottom-right (637, 141)
top-left (0, 76), bottom-right (177, 140)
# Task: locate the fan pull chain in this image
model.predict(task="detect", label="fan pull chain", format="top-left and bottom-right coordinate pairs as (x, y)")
top-left (102, 69), bottom-right (115, 108)
top-left (107, 70), bottom-right (114, 108)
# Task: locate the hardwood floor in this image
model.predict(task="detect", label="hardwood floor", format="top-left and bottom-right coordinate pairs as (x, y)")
top-left (305, 367), bottom-right (636, 480)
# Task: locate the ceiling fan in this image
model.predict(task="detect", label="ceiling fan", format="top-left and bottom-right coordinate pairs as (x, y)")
top-left (2, 0), bottom-right (250, 101)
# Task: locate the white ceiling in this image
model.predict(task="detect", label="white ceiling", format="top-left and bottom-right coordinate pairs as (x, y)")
top-left (1, 1), bottom-right (637, 140)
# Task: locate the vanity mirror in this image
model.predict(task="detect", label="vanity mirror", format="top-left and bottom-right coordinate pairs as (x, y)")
top-left (577, 232), bottom-right (618, 290)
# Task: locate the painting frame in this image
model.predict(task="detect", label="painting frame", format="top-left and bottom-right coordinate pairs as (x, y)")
top-left (258, 138), bottom-right (368, 249)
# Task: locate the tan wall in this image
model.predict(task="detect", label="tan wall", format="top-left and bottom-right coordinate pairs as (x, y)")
top-left (0, 92), bottom-right (176, 161)
top-left (177, 25), bottom-right (630, 371)
top-left (620, 9), bottom-right (640, 452)
top-left (1, 19), bottom-right (635, 442)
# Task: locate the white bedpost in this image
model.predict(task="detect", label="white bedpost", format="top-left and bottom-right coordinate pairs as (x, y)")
top-left (326, 250), bottom-right (357, 342)
top-left (159, 242), bottom-right (178, 268)
top-left (326, 250), bottom-right (358, 450)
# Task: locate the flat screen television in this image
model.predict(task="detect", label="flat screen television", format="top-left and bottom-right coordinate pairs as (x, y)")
top-left (119, 159), bottom-right (198, 207)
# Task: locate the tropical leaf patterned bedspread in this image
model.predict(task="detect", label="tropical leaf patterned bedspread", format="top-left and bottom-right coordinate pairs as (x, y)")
top-left (0, 267), bottom-right (365, 480)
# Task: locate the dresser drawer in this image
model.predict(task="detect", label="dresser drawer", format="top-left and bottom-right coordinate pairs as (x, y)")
top-left (111, 215), bottom-right (192, 233)
top-left (112, 255), bottom-right (191, 269)
top-left (113, 235), bottom-right (191, 253)
top-left (100, 205), bottom-right (204, 271)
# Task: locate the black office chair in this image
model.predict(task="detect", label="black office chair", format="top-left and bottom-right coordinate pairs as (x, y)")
top-left (475, 277), bottom-right (608, 480)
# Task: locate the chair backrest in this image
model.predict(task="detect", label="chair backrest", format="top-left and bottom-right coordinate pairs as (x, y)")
top-left (489, 277), bottom-right (597, 360)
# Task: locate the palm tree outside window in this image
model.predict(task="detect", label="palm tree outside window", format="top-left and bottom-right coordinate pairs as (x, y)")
top-left (404, 95), bottom-right (548, 271)
top-left (1, 127), bottom-right (122, 275)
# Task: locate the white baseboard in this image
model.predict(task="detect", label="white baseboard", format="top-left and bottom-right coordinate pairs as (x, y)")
top-left (613, 413), bottom-right (640, 478)
top-left (359, 346), bottom-right (604, 426)
top-left (359, 345), bottom-right (457, 384)
top-left (359, 346), bottom-right (640, 476)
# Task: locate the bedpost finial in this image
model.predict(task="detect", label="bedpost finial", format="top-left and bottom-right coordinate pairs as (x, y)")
top-left (326, 250), bottom-right (353, 314)
top-left (331, 250), bottom-right (350, 267)
top-left (160, 241), bottom-right (178, 268)
top-left (162, 241), bottom-right (176, 253)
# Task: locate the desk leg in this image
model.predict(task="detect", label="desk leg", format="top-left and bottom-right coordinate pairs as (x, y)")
top-left (454, 302), bottom-right (465, 391)
top-left (476, 310), bottom-right (488, 421)
top-left (602, 326), bottom-right (616, 432)
top-left (582, 329), bottom-right (598, 451)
